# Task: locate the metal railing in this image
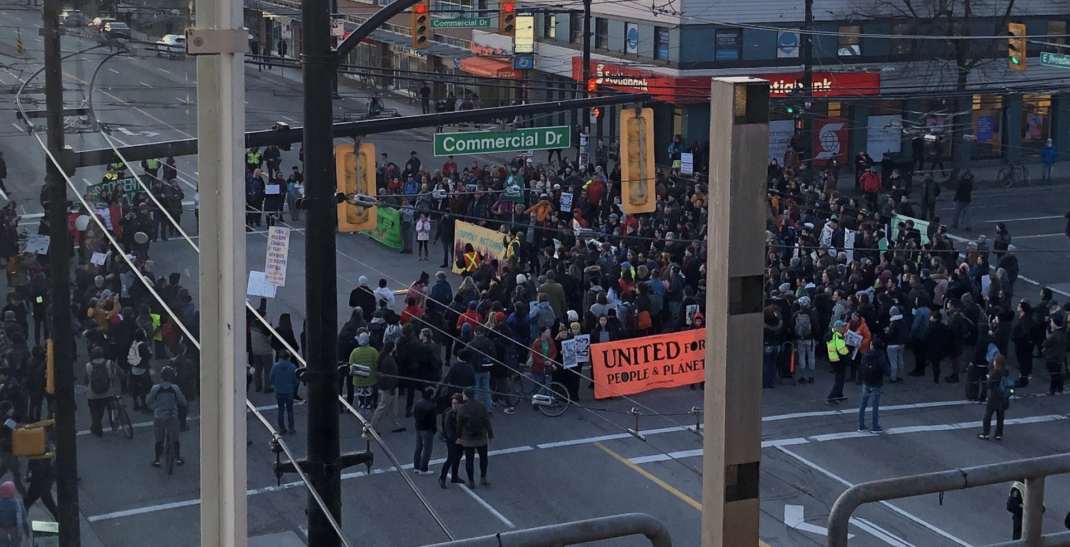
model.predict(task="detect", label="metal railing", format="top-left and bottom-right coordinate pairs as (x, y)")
top-left (827, 454), bottom-right (1070, 547)
top-left (421, 513), bottom-right (672, 547)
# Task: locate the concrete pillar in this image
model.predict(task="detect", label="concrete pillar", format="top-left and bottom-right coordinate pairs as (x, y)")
top-left (851, 102), bottom-right (869, 162)
top-left (1055, 92), bottom-right (1070, 161)
top-left (701, 77), bottom-right (768, 547)
top-left (1006, 94), bottom-right (1024, 162)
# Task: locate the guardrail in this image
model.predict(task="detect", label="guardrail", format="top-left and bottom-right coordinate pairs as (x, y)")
top-left (421, 513), bottom-right (672, 547)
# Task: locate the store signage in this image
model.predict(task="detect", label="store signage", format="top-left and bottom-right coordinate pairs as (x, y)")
top-left (431, 17), bottom-right (493, 29)
top-left (434, 126), bottom-right (571, 156)
top-left (757, 72), bottom-right (881, 97)
top-left (514, 13), bottom-right (535, 53)
top-left (813, 117), bottom-right (849, 166)
top-left (1041, 52), bottom-right (1070, 69)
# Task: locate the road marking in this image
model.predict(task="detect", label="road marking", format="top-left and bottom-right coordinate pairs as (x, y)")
top-left (108, 68), bottom-right (120, 75)
top-left (10, 123), bottom-right (22, 133)
top-left (281, 115), bottom-right (297, 123)
top-left (158, 67), bottom-right (171, 74)
top-left (984, 215), bottom-right (1063, 223)
top-left (785, 504), bottom-right (851, 538)
top-left (175, 175), bottom-right (197, 190)
top-left (64, 72), bottom-right (195, 139)
top-left (140, 82), bottom-right (152, 88)
top-left (1019, 275), bottom-right (1070, 297)
top-left (761, 399), bottom-right (973, 422)
top-left (776, 446), bottom-right (972, 547)
top-left (76, 401), bottom-right (305, 437)
top-left (1013, 233), bottom-right (1063, 240)
top-left (594, 441), bottom-right (702, 510)
top-left (850, 518), bottom-right (916, 547)
top-left (459, 484), bottom-right (515, 528)
top-left (0, 74), bottom-right (8, 85)
top-left (86, 498), bottom-right (201, 521)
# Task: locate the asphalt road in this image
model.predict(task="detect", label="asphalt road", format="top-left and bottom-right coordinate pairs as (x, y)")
top-left (0, 7), bottom-right (1068, 546)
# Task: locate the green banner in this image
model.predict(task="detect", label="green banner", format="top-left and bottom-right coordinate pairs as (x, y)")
top-left (430, 17), bottom-right (492, 29)
top-left (363, 206), bottom-right (403, 249)
top-left (86, 176), bottom-right (150, 206)
top-left (434, 126), bottom-right (571, 156)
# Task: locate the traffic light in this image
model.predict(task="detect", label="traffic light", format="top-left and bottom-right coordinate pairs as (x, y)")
top-left (411, 0), bottom-right (430, 49)
top-left (336, 143), bottom-right (377, 233)
top-left (587, 78), bottom-right (597, 93)
top-left (619, 108), bottom-right (656, 215)
top-left (1008, 22), bottom-right (1026, 71)
top-left (592, 107), bottom-right (601, 118)
top-left (499, 0), bottom-right (516, 35)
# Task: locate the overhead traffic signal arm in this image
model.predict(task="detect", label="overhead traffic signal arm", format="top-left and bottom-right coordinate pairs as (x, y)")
top-left (411, 0), bottom-right (430, 49)
top-left (1008, 22), bottom-right (1026, 71)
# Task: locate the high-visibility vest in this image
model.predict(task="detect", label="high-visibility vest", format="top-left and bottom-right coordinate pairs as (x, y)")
top-left (150, 314), bottom-right (162, 341)
top-left (146, 158), bottom-right (159, 170)
top-left (1009, 482), bottom-right (1044, 510)
top-left (109, 162), bottom-right (124, 172)
top-left (104, 172), bottom-right (118, 182)
top-left (463, 252), bottom-right (479, 273)
top-left (826, 330), bottom-right (848, 362)
top-left (505, 238), bottom-right (520, 259)
top-left (246, 151), bottom-right (260, 165)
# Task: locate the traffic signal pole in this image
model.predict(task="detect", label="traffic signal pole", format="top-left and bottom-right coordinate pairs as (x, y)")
top-left (800, 0), bottom-right (813, 161)
top-left (42, 0), bottom-right (80, 543)
top-left (581, 0), bottom-right (591, 134)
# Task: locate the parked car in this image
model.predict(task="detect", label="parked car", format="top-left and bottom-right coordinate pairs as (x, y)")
top-left (155, 34), bottom-right (186, 57)
top-left (88, 16), bottom-right (116, 31)
top-left (60, 9), bottom-right (86, 27)
top-left (103, 21), bottom-right (131, 39)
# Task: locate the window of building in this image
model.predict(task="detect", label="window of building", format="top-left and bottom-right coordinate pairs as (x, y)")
top-left (570, 13), bottom-right (583, 44)
top-left (971, 94), bottom-right (1003, 158)
top-left (837, 25), bottom-right (861, 56)
top-left (1023, 94), bottom-right (1052, 144)
top-left (654, 27), bottom-right (669, 60)
top-left (714, 29), bottom-right (741, 61)
top-left (891, 22), bottom-right (913, 55)
top-left (1048, 21), bottom-right (1067, 51)
top-left (595, 18), bottom-right (609, 49)
top-left (543, 14), bottom-right (555, 39)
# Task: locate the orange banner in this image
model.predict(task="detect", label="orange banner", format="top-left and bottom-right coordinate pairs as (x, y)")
top-left (591, 329), bottom-right (706, 400)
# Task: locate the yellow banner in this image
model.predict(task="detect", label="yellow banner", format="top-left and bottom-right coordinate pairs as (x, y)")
top-left (452, 220), bottom-right (506, 275)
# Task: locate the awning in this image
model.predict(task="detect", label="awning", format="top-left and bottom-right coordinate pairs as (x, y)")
top-left (459, 57), bottom-right (521, 79)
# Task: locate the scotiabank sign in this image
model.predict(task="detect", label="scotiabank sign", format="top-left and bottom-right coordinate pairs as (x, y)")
top-left (571, 57), bottom-right (880, 105)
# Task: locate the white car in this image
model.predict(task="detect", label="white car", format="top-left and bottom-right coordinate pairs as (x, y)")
top-left (155, 34), bottom-right (186, 56)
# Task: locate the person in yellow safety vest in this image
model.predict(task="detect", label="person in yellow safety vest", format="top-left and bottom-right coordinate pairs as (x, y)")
top-left (460, 243), bottom-right (480, 276)
top-left (1008, 480), bottom-right (1045, 540)
top-left (245, 147), bottom-right (262, 173)
top-left (505, 233), bottom-right (521, 262)
top-left (142, 158), bottom-right (160, 180)
top-left (109, 161), bottom-right (125, 175)
top-left (825, 320), bottom-right (850, 406)
top-left (103, 169), bottom-right (119, 183)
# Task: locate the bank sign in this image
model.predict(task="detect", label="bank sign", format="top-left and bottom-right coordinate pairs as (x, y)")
top-left (433, 126), bottom-right (571, 156)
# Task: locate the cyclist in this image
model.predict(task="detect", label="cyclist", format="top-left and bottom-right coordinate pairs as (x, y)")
top-left (148, 366), bottom-right (188, 468)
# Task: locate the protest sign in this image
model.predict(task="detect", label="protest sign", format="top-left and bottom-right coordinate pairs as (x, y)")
top-left (264, 226), bottom-right (291, 287)
top-left (247, 271), bottom-right (277, 299)
top-left (591, 329), bottom-right (705, 399)
top-left (452, 220), bottom-right (505, 275)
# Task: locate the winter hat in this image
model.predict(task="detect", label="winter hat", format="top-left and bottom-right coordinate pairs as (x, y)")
top-left (1053, 315), bottom-right (1065, 328)
top-left (496, 312), bottom-right (506, 322)
top-left (890, 306), bottom-right (900, 317)
top-left (1007, 244), bottom-right (1017, 251)
top-left (921, 268), bottom-right (932, 277)
top-left (463, 387), bottom-right (476, 398)
top-left (436, 271), bottom-right (447, 280)
top-left (567, 310), bottom-right (579, 322)
top-left (516, 274), bottom-right (527, 284)
top-left (778, 283), bottom-right (791, 294)
top-left (0, 482), bottom-right (14, 499)
top-left (461, 323), bottom-right (472, 336)
top-left (798, 296), bottom-right (811, 307)
top-left (357, 332), bottom-right (370, 346)
top-left (833, 320), bottom-right (847, 329)
top-left (468, 301), bottom-right (478, 310)
top-left (358, 275), bottom-right (369, 286)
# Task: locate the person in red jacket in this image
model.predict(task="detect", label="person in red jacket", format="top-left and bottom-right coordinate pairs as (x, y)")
top-left (859, 167), bottom-right (882, 211)
top-left (585, 175), bottom-right (605, 224)
top-left (529, 326), bottom-right (557, 387)
top-left (455, 301), bottom-right (483, 333)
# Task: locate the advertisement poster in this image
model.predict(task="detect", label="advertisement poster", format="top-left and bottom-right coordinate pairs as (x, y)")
top-left (813, 117), bottom-right (849, 167)
top-left (976, 115), bottom-right (995, 143)
top-left (451, 220), bottom-right (505, 275)
top-left (768, 120), bottom-right (795, 164)
top-left (264, 226), bottom-right (291, 287)
top-left (591, 329), bottom-right (706, 399)
top-left (1025, 113), bottom-right (1044, 140)
top-left (362, 206), bottom-right (403, 250)
top-left (866, 115), bottom-right (902, 159)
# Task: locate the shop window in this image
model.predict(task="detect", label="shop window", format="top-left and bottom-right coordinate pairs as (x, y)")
top-left (891, 23), bottom-right (913, 55)
top-left (570, 13), bottom-right (583, 44)
top-left (715, 29), bottom-right (741, 61)
top-left (827, 101), bottom-right (843, 118)
top-left (595, 18), bottom-right (609, 49)
top-left (1047, 21), bottom-right (1067, 51)
top-left (654, 27), bottom-right (669, 60)
top-left (1023, 94), bottom-right (1052, 144)
top-left (544, 14), bottom-right (555, 39)
top-left (838, 25), bottom-right (861, 56)
top-left (971, 94), bottom-right (1003, 158)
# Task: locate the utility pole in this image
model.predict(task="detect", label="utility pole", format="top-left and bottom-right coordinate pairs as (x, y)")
top-left (302, 0), bottom-right (343, 541)
top-left (190, 0), bottom-right (248, 541)
top-left (701, 77), bottom-right (768, 547)
top-left (42, 0), bottom-right (80, 543)
top-left (580, 0), bottom-right (591, 136)
top-left (331, 0), bottom-right (340, 98)
top-left (800, 0), bottom-right (813, 161)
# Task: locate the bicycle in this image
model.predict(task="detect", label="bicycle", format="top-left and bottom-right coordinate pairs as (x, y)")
top-left (162, 425), bottom-right (176, 476)
top-left (996, 160), bottom-right (1030, 188)
top-left (498, 366), bottom-right (571, 417)
top-left (107, 395), bottom-right (134, 440)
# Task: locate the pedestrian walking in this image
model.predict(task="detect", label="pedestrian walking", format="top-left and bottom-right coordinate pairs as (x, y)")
top-left (1042, 138), bottom-right (1057, 183)
top-left (23, 456), bottom-right (57, 521)
top-left (979, 355), bottom-right (1012, 441)
top-left (412, 386), bottom-right (437, 475)
top-left (438, 393), bottom-right (463, 489)
top-left (400, 199), bottom-right (415, 255)
top-left (1007, 480), bottom-right (1026, 540)
top-left (456, 387), bottom-right (493, 489)
top-left (762, 306), bottom-right (784, 389)
top-left (1041, 314), bottom-right (1067, 395)
top-left (371, 341), bottom-right (406, 433)
top-left (792, 296), bottom-right (818, 384)
top-left (952, 170), bottom-right (973, 231)
top-left (1012, 300), bottom-right (1036, 387)
top-left (83, 347), bottom-right (119, 437)
top-left (271, 349), bottom-right (298, 435)
top-left (0, 481), bottom-right (29, 547)
top-left (922, 310), bottom-right (953, 384)
top-left (825, 320), bottom-right (849, 405)
top-left (858, 340), bottom-right (890, 433)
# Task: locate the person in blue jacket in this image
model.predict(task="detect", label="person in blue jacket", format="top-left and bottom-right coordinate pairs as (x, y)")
top-left (1042, 138), bottom-right (1057, 183)
top-left (271, 349), bottom-right (299, 435)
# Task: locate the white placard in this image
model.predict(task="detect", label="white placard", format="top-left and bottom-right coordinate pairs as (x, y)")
top-left (90, 252), bottom-right (108, 266)
top-left (561, 338), bottom-right (579, 368)
top-left (680, 153), bottom-right (694, 174)
top-left (844, 230), bottom-right (856, 263)
top-left (573, 334), bottom-right (590, 363)
top-left (264, 226), bottom-right (291, 287)
top-left (559, 192), bottom-right (573, 213)
top-left (866, 115), bottom-right (903, 160)
top-left (265, 184), bottom-right (281, 195)
top-left (24, 235), bottom-right (49, 255)
top-left (247, 270), bottom-right (277, 299)
top-left (845, 330), bottom-right (863, 347)
top-left (768, 119), bottom-right (794, 164)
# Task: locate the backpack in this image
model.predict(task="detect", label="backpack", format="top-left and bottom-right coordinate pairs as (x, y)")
top-left (384, 324), bottom-right (402, 346)
top-left (127, 341), bottom-right (143, 367)
top-left (369, 321), bottom-right (387, 350)
top-left (862, 355), bottom-right (883, 385)
top-left (89, 359), bottom-right (112, 395)
top-left (997, 376), bottom-right (1015, 406)
top-left (637, 310), bottom-right (653, 331)
top-left (953, 312), bottom-right (974, 340)
top-left (794, 311), bottom-right (812, 339)
top-left (537, 306), bottom-right (555, 330)
top-left (466, 407), bottom-right (487, 437)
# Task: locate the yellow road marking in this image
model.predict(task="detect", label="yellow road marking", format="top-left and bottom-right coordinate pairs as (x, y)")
top-left (1014, 233), bottom-right (1063, 240)
top-left (593, 441), bottom-right (774, 547)
top-left (64, 71), bottom-right (195, 138)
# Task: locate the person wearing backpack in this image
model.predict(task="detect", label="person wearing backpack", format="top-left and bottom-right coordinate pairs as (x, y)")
top-left (979, 355), bottom-right (1012, 441)
top-left (455, 386), bottom-right (493, 489)
top-left (884, 306), bottom-right (910, 382)
top-left (83, 347), bottom-right (120, 437)
top-left (127, 329), bottom-right (153, 412)
top-left (1041, 314), bottom-right (1068, 396)
top-left (858, 340), bottom-right (891, 433)
top-left (792, 296), bottom-right (819, 384)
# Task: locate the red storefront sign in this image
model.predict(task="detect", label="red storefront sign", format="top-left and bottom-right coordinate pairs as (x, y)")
top-left (571, 57), bottom-right (881, 104)
top-left (812, 117), bottom-right (849, 167)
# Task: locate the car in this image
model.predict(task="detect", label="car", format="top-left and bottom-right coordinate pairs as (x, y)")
top-left (89, 16), bottom-right (116, 31)
top-left (103, 21), bottom-right (131, 39)
top-left (155, 34), bottom-right (186, 56)
top-left (60, 9), bottom-right (86, 27)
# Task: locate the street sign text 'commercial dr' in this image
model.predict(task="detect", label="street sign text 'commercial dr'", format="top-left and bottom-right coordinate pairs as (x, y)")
top-left (433, 126), bottom-right (571, 156)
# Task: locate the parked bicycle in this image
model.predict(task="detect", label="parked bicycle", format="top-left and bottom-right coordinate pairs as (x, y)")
top-left (107, 395), bottom-right (134, 439)
top-left (497, 365), bottom-right (571, 417)
top-left (996, 160), bottom-right (1030, 188)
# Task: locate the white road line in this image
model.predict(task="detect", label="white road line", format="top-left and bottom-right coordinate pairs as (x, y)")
top-left (174, 175), bottom-right (197, 190)
top-left (158, 67), bottom-right (171, 74)
top-left (0, 74), bottom-right (8, 85)
top-left (111, 136), bottom-right (131, 147)
top-left (82, 178), bottom-right (91, 185)
top-left (10, 123), bottom-right (21, 133)
top-left (140, 82), bottom-right (152, 88)
top-left (761, 399), bottom-right (973, 422)
top-left (1012, 233), bottom-right (1062, 240)
top-left (281, 115), bottom-right (297, 123)
top-left (86, 498), bottom-right (201, 522)
top-left (108, 68), bottom-right (119, 75)
top-left (849, 517), bottom-right (917, 547)
top-left (984, 215), bottom-right (1063, 223)
top-left (459, 484), bottom-right (515, 528)
top-left (1019, 276), bottom-right (1070, 297)
top-left (776, 446), bottom-right (972, 547)
top-left (631, 448), bottom-right (702, 465)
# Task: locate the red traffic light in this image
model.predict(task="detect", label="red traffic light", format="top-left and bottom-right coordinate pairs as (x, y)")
top-left (503, 2), bottom-right (514, 12)
top-left (592, 108), bottom-right (601, 118)
top-left (587, 78), bottom-right (597, 92)
top-left (415, 4), bottom-right (427, 13)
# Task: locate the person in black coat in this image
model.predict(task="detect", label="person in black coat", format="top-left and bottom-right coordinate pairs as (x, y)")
top-left (923, 311), bottom-right (953, 384)
top-left (349, 277), bottom-right (377, 322)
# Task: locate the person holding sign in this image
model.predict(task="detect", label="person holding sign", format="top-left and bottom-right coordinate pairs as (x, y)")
top-left (845, 312), bottom-right (872, 385)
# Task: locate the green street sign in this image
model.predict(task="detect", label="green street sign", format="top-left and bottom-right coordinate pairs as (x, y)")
top-left (430, 17), bottom-right (493, 29)
top-left (1041, 52), bottom-right (1070, 69)
top-left (434, 126), bottom-right (572, 156)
